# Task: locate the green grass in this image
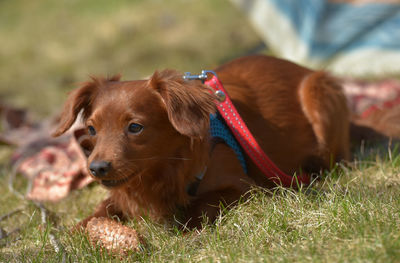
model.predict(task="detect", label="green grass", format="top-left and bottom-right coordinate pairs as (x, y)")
top-left (1, 0), bottom-right (400, 262)
top-left (1, 150), bottom-right (400, 262)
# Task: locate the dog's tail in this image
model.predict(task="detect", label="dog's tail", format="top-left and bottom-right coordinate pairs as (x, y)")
top-left (298, 71), bottom-right (350, 163)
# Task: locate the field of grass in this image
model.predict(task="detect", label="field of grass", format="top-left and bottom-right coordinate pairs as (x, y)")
top-left (1, 149), bottom-right (399, 262)
top-left (0, 1), bottom-right (399, 262)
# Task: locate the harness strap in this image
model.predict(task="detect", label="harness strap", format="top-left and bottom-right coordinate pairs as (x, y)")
top-left (205, 75), bottom-right (311, 187)
top-left (185, 167), bottom-right (207, 196)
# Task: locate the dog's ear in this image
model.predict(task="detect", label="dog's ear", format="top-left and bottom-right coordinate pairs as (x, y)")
top-left (149, 70), bottom-right (216, 139)
top-left (53, 75), bottom-right (121, 137)
top-left (52, 80), bottom-right (97, 137)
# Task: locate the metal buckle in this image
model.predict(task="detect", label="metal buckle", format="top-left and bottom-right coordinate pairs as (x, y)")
top-left (183, 70), bottom-right (218, 83)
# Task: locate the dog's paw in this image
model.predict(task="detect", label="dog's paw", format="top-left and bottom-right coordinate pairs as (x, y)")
top-left (86, 217), bottom-right (142, 255)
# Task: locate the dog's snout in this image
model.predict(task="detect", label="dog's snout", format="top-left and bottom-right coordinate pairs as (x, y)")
top-left (89, 161), bottom-right (111, 178)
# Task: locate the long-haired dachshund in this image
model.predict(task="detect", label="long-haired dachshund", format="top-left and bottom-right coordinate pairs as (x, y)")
top-left (54, 55), bottom-right (350, 229)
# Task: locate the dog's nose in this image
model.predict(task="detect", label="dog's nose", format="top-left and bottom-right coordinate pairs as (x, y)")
top-left (89, 161), bottom-right (111, 178)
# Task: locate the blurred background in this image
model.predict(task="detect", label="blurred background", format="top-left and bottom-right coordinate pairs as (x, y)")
top-left (1, 0), bottom-right (399, 118)
top-left (0, 0), bottom-right (261, 116)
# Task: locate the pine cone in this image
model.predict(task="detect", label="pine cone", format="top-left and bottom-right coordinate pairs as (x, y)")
top-left (86, 217), bottom-right (141, 255)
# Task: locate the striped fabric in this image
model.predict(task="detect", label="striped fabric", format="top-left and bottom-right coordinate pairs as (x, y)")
top-left (230, 0), bottom-right (400, 77)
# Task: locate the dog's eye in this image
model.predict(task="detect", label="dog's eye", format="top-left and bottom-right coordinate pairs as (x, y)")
top-left (128, 123), bottom-right (143, 134)
top-left (88, 125), bottom-right (96, 136)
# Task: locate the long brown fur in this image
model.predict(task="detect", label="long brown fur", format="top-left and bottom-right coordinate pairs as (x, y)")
top-left (54, 55), bottom-right (350, 229)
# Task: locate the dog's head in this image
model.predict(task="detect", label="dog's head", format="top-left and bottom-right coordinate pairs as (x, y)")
top-left (53, 70), bottom-right (216, 189)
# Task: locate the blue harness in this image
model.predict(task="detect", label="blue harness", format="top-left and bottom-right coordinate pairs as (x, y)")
top-left (209, 113), bottom-right (248, 173)
top-left (186, 113), bottom-right (247, 196)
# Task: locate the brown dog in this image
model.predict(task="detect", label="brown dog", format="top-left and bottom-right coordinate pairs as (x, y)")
top-left (54, 55), bottom-right (350, 229)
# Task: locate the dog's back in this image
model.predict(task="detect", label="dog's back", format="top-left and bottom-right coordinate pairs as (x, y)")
top-left (215, 55), bottom-right (349, 185)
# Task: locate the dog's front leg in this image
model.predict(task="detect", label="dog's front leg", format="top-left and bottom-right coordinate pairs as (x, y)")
top-left (73, 197), bottom-right (123, 231)
top-left (183, 144), bottom-right (254, 229)
top-left (184, 187), bottom-right (246, 229)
